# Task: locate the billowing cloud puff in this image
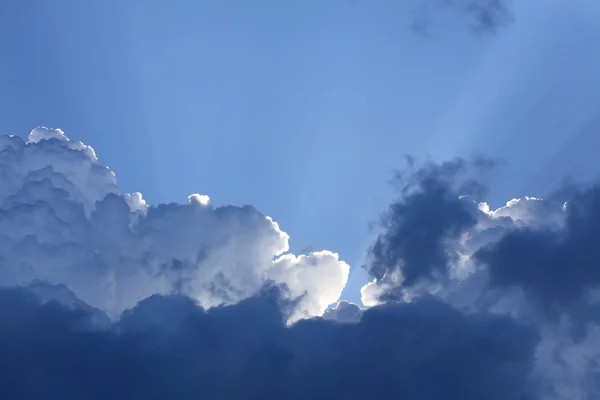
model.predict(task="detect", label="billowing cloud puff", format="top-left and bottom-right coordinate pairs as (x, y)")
top-left (0, 128), bottom-right (115, 212)
top-left (269, 251), bottom-right (350, 323)
top-left (0, 128), bottom-right (349, 320)
top-left (322, 300), bottom-right (363, 323)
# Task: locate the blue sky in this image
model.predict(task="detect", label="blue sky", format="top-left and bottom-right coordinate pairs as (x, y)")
top-left (2, 0), bottom-right (600, 305)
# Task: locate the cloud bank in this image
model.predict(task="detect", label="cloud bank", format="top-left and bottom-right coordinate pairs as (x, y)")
top-left (0, 286), bottom-right (536, 399)
top-left (0, 127), bottom-right (349, 322)
top-left (1, 127), bottom-right (599, 398)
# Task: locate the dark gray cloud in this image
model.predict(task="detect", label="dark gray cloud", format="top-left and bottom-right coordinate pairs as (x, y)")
top-left (0, 285), bottom-right (537, 399)
top-left (364, 159), bottom-right (479, 299)
top-left (476, 184), bottom-right (600, 310)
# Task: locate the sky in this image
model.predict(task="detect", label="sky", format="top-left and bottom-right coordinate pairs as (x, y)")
top-left (2, 0), bottom-right (600, 304)
top-left (1, 1), bottom-right (600, 398)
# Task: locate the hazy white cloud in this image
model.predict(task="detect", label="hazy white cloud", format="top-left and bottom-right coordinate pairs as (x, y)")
top-left (322, 300), bottom-right (363, 323)
top-left (479, 196), bottom-right (566, 228)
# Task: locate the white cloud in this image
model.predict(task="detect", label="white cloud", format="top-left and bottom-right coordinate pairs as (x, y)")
top-left (0, 127), bottom-right (349, 322)
top-left (269, 250), bottom-right (350, 323)
top-left (188, 193), bottom-right (210, 206)
top-left (478, 196), bottom-right (566, 228)
top-left (124, 192), bottom-right (149, 213)
top-left (28, 126), bottom-right (98, 161)
top-left (322, 300), bottom-right (363, 323)
top-left (360, 279), bottom-right (387, 307)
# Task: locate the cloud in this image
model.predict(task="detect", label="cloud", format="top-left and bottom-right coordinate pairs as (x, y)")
top-left (0, 129), bottom-right (116, 213)
top-left (363, 159), bottom-right (479, 302)
top-left (322, 300), bottom-right (363, 323)
top-left (0, 286), bottom-right (537, 399)
top-left (359, 158), bottom-right (600, 399)
top-left (476, 183), bottom-right (600, 310)
top-left (269, 251), bottom-right (350, 323)
top-left (361, 158), bottom-right (572, 309)
top-left (2, 127), bottom-right (600, 398)
top-left (411, 0), bottom-right (513, 36)
top-left (0, 127), bottom-right (349, 321)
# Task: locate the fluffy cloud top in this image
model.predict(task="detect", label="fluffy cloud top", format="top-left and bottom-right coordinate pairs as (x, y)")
top-left (0, 127), bottom-right (349, 321)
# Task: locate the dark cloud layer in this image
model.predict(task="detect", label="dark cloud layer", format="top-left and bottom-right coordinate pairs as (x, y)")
top-left (0, 285), bottom-right (537, 400)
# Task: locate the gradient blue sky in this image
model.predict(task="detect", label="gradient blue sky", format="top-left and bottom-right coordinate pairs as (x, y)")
top-left (1, 0), bottom-right (600, 304)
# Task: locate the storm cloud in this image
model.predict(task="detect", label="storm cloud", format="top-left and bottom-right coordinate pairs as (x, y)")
top-left (1, 127), bottom-right (600, 399)
top-left (0, 285), bottom-right (537, 400)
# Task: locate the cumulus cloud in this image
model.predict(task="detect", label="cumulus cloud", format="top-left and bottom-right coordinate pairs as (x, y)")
top-left (322, 300), bottom-right (363, 323)
top-left (269, 251), bottom-right (350, 323)
top-left (2, 127), bottom-right (600, 398)
top-left (0, 128), bottom-right (116, 212)
top-left (0, 127), bottom-right (349, 320)
top-left (360, 158), bottom-right (600, 399)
